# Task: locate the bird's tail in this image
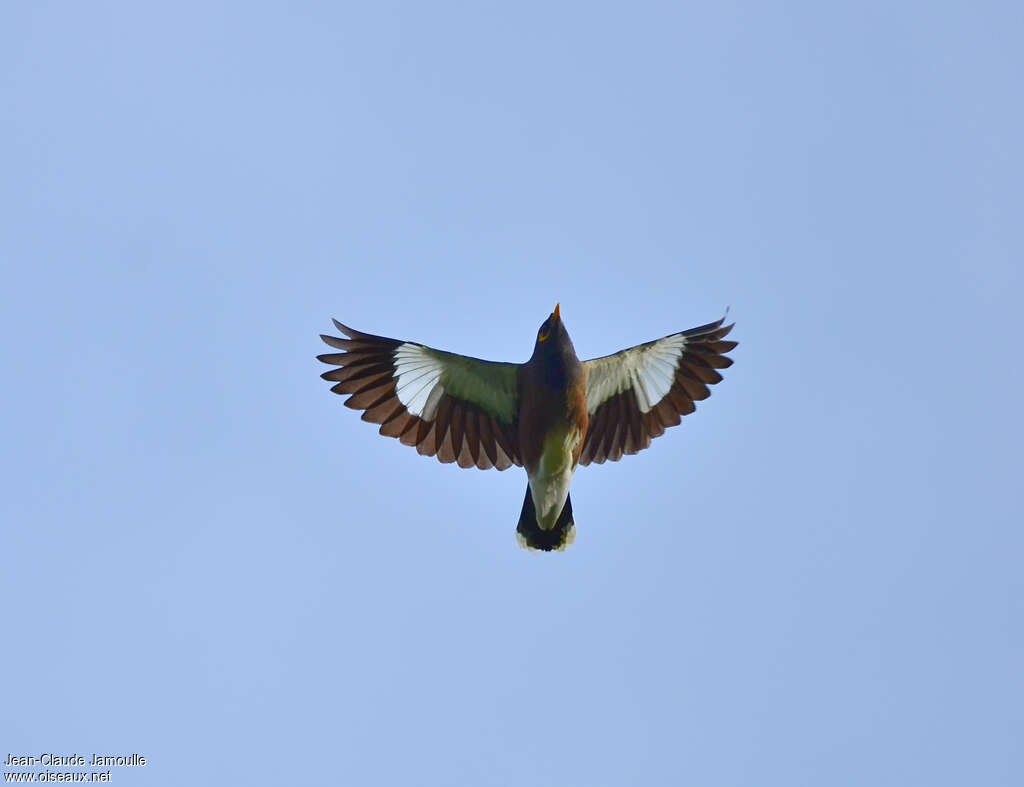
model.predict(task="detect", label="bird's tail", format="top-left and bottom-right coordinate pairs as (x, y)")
top-left (516, 486), bottom-right (576, 552)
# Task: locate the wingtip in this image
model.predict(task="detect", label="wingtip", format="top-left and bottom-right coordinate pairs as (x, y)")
top-left (331, 318), bottom-right (356, 336)
top-left (718, 307), bottom-right (735, 337)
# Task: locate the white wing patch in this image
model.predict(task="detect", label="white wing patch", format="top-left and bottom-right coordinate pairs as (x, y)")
top-left (393, 343), bottom-right (446, 420)
top-left (585, 333), bottom-right (688, 414)
top-left (392, 342), bottom-right (519, 424)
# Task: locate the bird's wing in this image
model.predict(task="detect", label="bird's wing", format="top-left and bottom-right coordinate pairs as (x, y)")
top-left (318, 320), bottom-right (522, 470)
top-left (579, 317), bottom-right (736, 465)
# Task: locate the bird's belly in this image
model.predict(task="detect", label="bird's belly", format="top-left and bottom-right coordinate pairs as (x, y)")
top-left (529, 426), bottom-right (581, 530)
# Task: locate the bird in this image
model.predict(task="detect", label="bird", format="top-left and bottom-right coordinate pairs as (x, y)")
top-left (317, 305), bottom-right (736, 551)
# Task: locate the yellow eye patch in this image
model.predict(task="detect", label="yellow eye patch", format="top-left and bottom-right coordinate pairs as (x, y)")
top-left (538, 324), bottom-right (552, 342)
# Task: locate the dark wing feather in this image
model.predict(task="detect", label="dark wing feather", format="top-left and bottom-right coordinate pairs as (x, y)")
top-left (580, 317), bottom-right (736, 465)
top-left (318, 321), bottom-right (522, 470)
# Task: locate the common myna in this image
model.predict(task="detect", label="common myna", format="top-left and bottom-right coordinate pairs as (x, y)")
top-left (318, 306), bottom-right (736, 551)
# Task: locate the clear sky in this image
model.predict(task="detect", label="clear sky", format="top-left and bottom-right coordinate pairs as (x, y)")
top-left (2, 2), bottom-right (1022, 785)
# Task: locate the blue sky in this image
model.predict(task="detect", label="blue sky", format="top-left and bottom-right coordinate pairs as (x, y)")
top-left (2, 1), bottom-right (1021, 785)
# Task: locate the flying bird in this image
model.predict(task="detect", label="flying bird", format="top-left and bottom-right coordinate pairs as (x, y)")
top-left (318, 305), bottom-right (736, 551)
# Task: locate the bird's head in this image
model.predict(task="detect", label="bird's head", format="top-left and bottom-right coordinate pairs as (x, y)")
top-left (532, 303), bottom-right (577, 361)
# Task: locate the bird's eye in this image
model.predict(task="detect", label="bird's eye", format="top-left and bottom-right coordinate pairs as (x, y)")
top-left (537, 323), bottom-right (552, 342)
